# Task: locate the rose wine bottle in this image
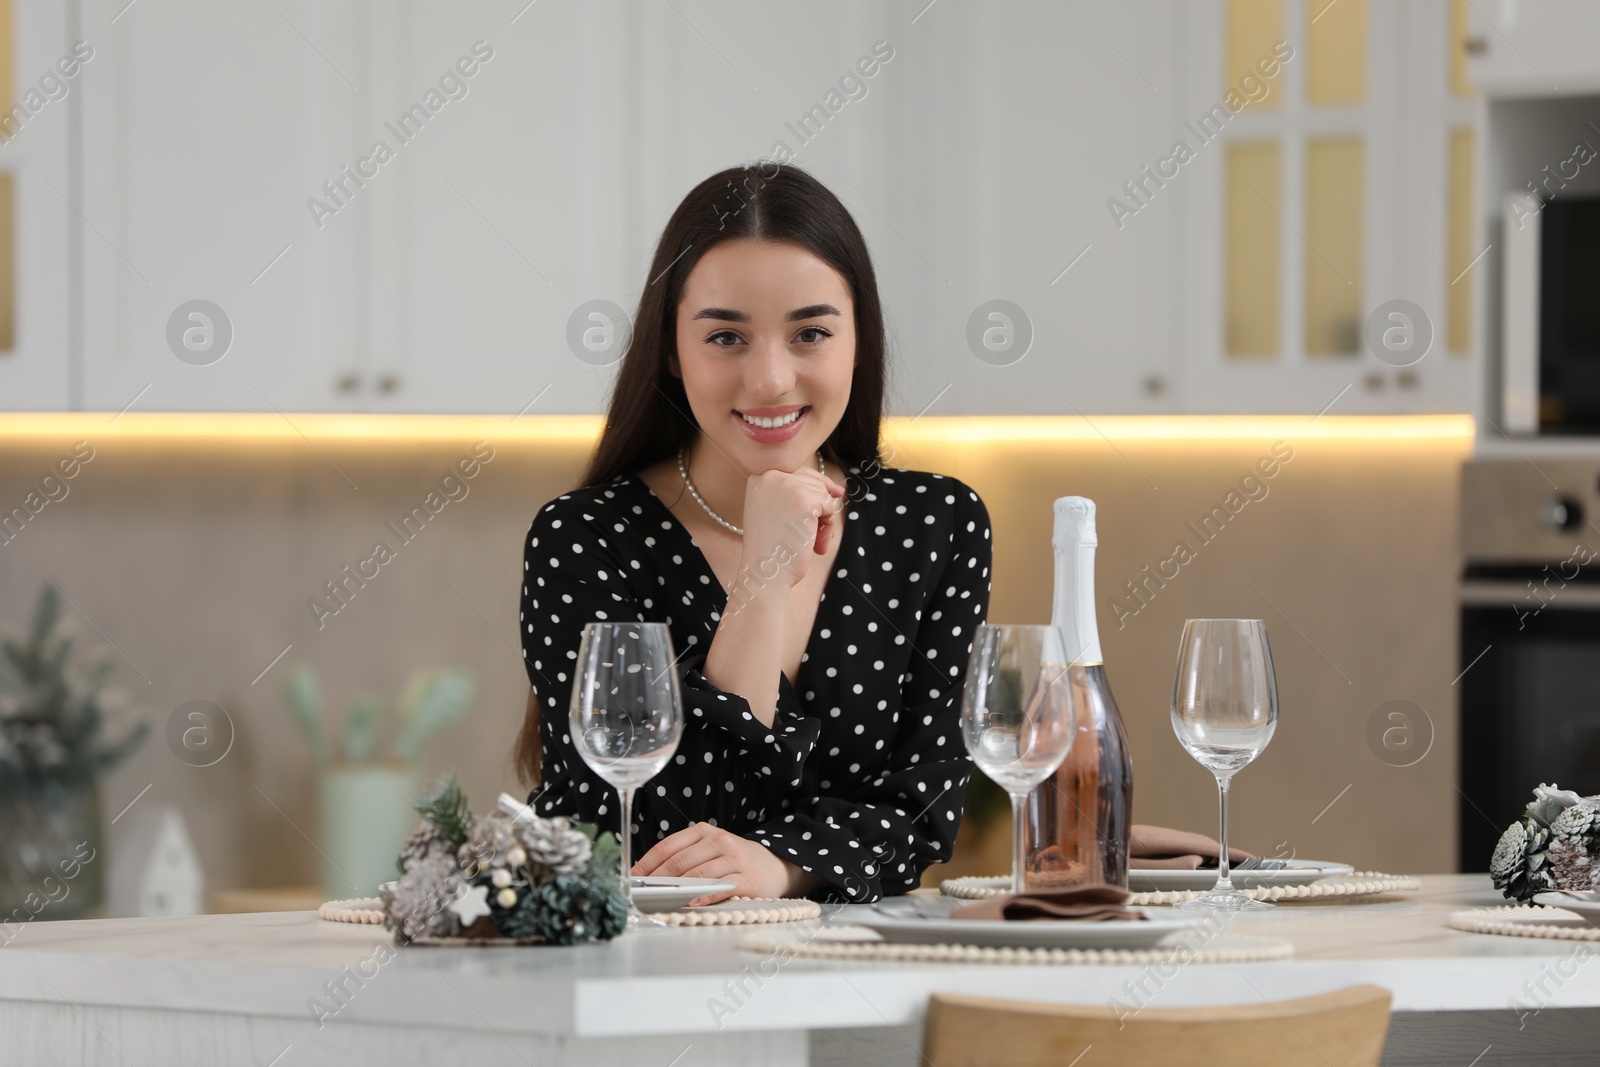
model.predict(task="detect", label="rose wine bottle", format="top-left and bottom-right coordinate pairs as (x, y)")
top-left (1022, 496), bottom-right (1134, 889)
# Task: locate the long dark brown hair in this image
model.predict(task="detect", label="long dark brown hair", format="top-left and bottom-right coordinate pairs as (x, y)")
top-left (514, 160), bottom-right (889, 787)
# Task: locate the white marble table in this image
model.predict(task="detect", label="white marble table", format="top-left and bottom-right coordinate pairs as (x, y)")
top-left (0, 875), bottom-right (1596, 1066)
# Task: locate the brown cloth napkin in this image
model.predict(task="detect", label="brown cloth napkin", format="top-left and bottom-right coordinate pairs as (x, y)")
top-left (1131, 823), bottom-right (1253, 870)
top-left (948, 883), bottom-right (1147, 922)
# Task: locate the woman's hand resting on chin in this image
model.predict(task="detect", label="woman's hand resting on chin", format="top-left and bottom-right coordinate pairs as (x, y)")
top-left (739, 466), bottom-right (846, 588)
top-left (631, 821), bottom-right (823, 905)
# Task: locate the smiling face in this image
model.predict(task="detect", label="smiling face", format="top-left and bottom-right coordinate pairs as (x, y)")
top-left (671, 238), bottom-right (857, 476)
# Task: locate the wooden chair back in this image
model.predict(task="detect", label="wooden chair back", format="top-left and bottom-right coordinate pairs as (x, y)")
top-left (923, 983), bottom-right (1392, 1066)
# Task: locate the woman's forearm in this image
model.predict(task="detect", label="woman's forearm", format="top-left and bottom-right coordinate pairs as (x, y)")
top-left (701, 570), bottom-right (787, 728)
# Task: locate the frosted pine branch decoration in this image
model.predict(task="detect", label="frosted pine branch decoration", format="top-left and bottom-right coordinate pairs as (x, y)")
top-left (1491, 783), bottom-right (1600, 903)
top-left (381, 776), bottom-right (627, 945)
top-left (413, 770), bottom-right (474, 848)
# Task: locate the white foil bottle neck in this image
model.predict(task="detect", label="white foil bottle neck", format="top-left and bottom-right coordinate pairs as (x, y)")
top-left (1053, 496), bottom-right (1097, 550)
top-left (1051, 495), bottom-right (1103, 665)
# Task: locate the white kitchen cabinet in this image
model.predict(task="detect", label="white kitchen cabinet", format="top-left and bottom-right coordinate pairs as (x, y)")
top-left (76, 0), bottom-right (361, 413)
top-left (352, 0), bottom-right (643, 415)
top-left (7, 1), bottom-right (1499, 416)
top-left (1464, 0), bottom-right (1600, 97)
top-left (0, 0), bottom-right (73, 410)
top-left (882, 0), bottom-right (1180, 417)
top-left (357, 1), bottom-right (928, 415)
top-left (1170, 0), bottom-right (1481, 416)
top-left (68, 0), bottom-right (1183, 417)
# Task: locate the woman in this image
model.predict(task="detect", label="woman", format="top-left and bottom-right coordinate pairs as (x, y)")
top-left (515, 161), bottom-right (992, 905)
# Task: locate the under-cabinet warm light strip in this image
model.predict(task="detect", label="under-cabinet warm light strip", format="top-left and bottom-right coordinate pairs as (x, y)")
top-left (0, 412), bottom-right (1476, 442)
top-left (886, 414), bottom-right (1475, 443)
top-left (0, 412), bottom-right (604, 440)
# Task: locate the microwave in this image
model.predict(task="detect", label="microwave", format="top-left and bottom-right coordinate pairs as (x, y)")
top-left (1502, 192), bottom-right (1600, 434)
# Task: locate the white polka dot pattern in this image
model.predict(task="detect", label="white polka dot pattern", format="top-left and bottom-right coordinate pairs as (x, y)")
top-left (518, 464), bottom-right (993, 905)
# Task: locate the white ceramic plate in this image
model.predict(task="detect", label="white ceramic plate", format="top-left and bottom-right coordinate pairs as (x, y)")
top-left (856, 897), bottom-right (1208, 950)
top-left (629, 876), bottom-right (738, 913)
top-left (1129, 860), bottom-right (1354, 893)
top-left (1534, 890), bottom-right (1600, 928)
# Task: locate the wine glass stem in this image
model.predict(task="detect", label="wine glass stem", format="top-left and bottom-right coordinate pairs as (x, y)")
top-left (619, 786), bottom-right (636, 909)
top-left (1010, 792), bottom-right (1027, 896)
top-left (1215, 774), bottom-right (1233, 890)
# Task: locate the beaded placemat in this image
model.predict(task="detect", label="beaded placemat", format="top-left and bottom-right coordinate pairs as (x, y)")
top-left (940, 872), bottom-right (1421, 905)
top-left (1448, 905), bottom-right (1600, 942)
top-left (317, 895), bottom-right (819, 927)
top-left (739, 924), bottom-right (1294, 965)
top-left (651, 896), bottom-right (821, 925)
top-left (319, 897), bottom-right (384, 923)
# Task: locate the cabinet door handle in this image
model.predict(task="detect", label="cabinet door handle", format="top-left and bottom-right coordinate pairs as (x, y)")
top-left (1463, 36), bottom-right (1487, 56)
top-left (376, 374), bottom-right (401, 395)
top-left (337, 374), bottom-right (360, 394)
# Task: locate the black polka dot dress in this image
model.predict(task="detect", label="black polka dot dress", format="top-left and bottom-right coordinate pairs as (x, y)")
top-left (519, 462), bottom-right (993, 903)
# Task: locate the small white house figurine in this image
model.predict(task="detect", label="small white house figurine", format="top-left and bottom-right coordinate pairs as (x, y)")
top-left (108, 804), bottom-right (205, 917)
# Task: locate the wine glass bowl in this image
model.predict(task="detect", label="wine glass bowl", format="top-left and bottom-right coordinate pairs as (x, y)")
top-left (962, 624), bottom-right (1077, 895)
top-left (968, 702), bottom-right (1073, 793)
top-left (577, 718), bottom-right (674, 787)
top-left (1170, 618), bottom-right (1278, 911)
top-left (569, 622), bottom-right (684, 926)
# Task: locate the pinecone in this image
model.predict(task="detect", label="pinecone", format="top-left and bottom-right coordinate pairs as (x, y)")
top-left (502, 875), bottom-right (620, 945)
top-left (1550, 800), bottom-right (1600, 848)
top-left (1490, 820), bottom-right (1527, 891)
top-left (1545, 801), bottom-right (1600, 893)
top-left (590, 879), bottom-right (629, 940)
top-left (496, 889), bottom-right (546, 940)
top-left (381, 852), bottom-right (462, 942)
top-left (1525, 836), bottom-right (1559, 897)
top-left (1492, 787), bottom-right (1600, 903)
top-left (398, 821), bottom-right (450, 874)
top-left (457, 810), bottom-right (520, 873)
top-left (517, 815), bottom-right (592, 878)
top-left (1549, 839), bottom-right (1599, 892)
top-left (485, 877), bottom-right (531, 937)
top-left (1527, 821), bottom-right (1552, 858)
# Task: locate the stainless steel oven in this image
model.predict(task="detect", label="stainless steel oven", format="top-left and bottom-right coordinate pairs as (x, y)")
top-left (1458, 459), bottom-right (1600, 869)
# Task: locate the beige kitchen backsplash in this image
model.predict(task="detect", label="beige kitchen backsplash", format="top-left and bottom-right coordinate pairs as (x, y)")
top-left (0, 425), bottom-right (1468, 890)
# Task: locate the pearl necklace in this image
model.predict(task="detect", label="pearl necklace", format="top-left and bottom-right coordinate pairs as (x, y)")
top-left (676, 445), bottom-right (825, 537)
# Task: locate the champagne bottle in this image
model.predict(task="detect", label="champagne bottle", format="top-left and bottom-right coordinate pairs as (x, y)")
top-left (1022, 496), bottom-right (1134, 889)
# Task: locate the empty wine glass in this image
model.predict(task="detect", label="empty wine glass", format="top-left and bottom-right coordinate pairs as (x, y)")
top-left (1170, 618), bottom-right (1278, 911)
top-left (569, 621), bottom-right (684, 927)
top-left (961, 624), bottom-right (1077, 895)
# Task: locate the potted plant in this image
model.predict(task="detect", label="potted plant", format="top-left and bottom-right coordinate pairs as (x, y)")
top-left (0, 584), bottom-right (149, 921)
top-left (279, 664), bottom-right (473, 899)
